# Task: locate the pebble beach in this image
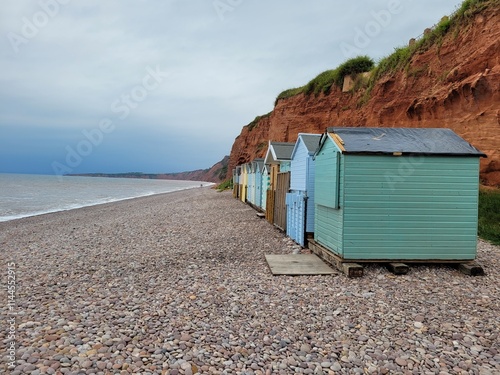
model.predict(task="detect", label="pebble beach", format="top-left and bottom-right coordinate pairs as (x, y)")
top-left (1, 187), bottom-right (499, 375)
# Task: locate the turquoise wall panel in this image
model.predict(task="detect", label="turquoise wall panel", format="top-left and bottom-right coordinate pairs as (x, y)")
top-left (315, 142), bottom-right (340, 209)
top-left (314, 140), bottom-right (344, 255)
top-left (342, 155), bottom-right (480, 260)
top-left (255, 169), bottom-right (262, 208)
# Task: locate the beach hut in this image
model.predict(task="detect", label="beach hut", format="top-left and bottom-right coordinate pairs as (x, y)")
top-left (313, 127), bottom-right (486, 262)
top-left (260, 163), bottom-right (270, 211)
top-left (232, 167), bottom-right (240, 199)
top-left (264, 141), bottom-right (295, 230)
top-left (252, 158), bottom-right (265, 210)
top-left (286, 133), bottom-right (321, 246)
top-left (236, 166), bottom-right (242, 199)
top-left (240, 163), bottom-right (250, 203)
top-left (247, 162), bottom-right (256, 205)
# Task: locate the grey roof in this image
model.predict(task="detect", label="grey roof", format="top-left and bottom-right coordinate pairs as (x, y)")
top-left (300, 134), bottom-right (322, 153)
top-left (327, 127), bottom-right (486, 157)
top-left (270, 142), bottom-right (295, 160)
top-left (253, 158), bottom-right (265, 171)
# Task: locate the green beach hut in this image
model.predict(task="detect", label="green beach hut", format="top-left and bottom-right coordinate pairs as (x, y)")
top-left (314, 127), bottom-right (486, 262)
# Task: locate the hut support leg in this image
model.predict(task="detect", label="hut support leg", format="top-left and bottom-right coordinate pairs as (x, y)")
top-left (308, 239), bottom-right (363, 278)
top-left (458, 262), bottom-right (485, 276)
top-left (387, 263), bottom-right (409, 275)
top-left (342, 263), bottom-right (364, 278)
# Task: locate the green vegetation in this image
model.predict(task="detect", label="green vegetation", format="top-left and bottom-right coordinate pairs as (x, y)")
top-left (370, 46), bottom-right (413, 84)
top-left (274, 0), bottom-right (494, 107)
top-left (275, 86), bottom-right (305, 105)
top-left (275, 56), bottom-right (374, 104)
top-left (304, 69), bottom-right (339, 96)
top-left (217, 165), bottom-right (228, 181)
top-left (216, 179), bottom-right (232, 191)
top-left (247, 111), bottom-right (272, 131)
top-left (351, 72), bottom-right (372, 92)
top-left (364, 0), bottom-right (492, 99)
top-left (336, 56), bottom-right (374, 86)
top-left (303, 56), bottom-right (374, 97)
top-left (453, 0), bottom-right (493, 22)
top-left (478, 188), bottom-right (500, 245)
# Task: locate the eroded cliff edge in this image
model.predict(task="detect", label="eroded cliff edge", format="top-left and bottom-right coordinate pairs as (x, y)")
top-left (228, 2), bottom-right (500, 186)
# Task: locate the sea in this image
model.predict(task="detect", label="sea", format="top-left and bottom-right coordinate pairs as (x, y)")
top-left (0, 173), bottom-right (211, 222)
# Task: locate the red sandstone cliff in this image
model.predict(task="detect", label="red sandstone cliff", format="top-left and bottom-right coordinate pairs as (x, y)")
top-left (227, 2), bottom-right (500, 186)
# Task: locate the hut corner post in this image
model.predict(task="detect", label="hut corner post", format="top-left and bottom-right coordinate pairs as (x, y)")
top-left (308, 239), bottom-right (364, 278)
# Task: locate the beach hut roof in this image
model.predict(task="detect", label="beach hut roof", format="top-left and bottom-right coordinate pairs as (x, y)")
top-left (324, 127), bottom-right (486, 157)
top-left (252, 158), bottom-right (265, 171)
top-left (291, 133), bottom-right (322, 159)
top-left (264, 141), bottom-right (295, 164)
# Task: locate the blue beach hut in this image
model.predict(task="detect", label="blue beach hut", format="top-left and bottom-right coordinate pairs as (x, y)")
top-left (286, 133), bottom-right (321, 246)
top-left (247, 162), bottom-right (256, 205)
top-left (252, 158), bottom-right (264, 209)
top-left (260, 163), bottom-right (270, 211)
top-left (313, 127), bottom-right (486, 262)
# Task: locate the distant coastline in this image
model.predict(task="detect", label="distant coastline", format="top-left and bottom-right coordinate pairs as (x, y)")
top-left (67, 155), bottom-right (230, 183)
top-left (66, 172), bottom-right (185, 180)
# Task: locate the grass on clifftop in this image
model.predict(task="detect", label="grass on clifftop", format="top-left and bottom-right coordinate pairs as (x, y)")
top-left (275, 56), bottom-right (374, 104)
top-left (363, 0), bottom-right (493, 100)
top-left (247, 112), bottom-right (272, 131)
top-left (274, 0), bottom-right (494, 106)
top-left (478, 188), bottom-right (500, 245)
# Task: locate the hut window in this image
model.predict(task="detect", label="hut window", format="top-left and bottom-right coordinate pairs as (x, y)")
top-left (317, 151), bottom-right (340, 209)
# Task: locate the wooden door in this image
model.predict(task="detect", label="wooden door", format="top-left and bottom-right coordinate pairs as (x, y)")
top-left (274, 172), bottom-right (290, 231)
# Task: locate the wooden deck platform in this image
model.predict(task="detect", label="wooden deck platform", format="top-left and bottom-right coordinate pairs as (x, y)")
top-left (265, 254), bottom-right (337, 275)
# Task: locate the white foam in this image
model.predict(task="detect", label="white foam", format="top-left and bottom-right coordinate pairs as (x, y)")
top-left (0, 176), bottom-right (214, 223)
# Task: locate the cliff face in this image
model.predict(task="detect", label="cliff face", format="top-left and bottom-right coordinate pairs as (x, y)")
top-left (160, 155), bottom-right (229, 183)
top-left (228, 5), bottom-right (500, 186)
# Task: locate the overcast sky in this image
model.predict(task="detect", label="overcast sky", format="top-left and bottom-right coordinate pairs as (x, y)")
top-left (0, 0), bottom-right (463, 176)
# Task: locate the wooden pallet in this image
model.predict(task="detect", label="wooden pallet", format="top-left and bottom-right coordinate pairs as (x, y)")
top-left (308, 239), bottom-right (485, 277)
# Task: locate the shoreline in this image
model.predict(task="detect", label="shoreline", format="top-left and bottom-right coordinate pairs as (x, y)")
top-left (0, 184), bottom-right (213, 224)
top-left (1, 188), bottom-right (498, 374)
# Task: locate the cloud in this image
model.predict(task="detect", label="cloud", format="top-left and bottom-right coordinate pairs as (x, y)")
top-left (0, 0), bottom-right (464, 175)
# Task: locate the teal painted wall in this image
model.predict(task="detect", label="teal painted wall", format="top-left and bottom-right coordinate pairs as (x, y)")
top-left (342, 154), bottom-right (479, 260)
top-left (315, 136), bottom-right (480, 261)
